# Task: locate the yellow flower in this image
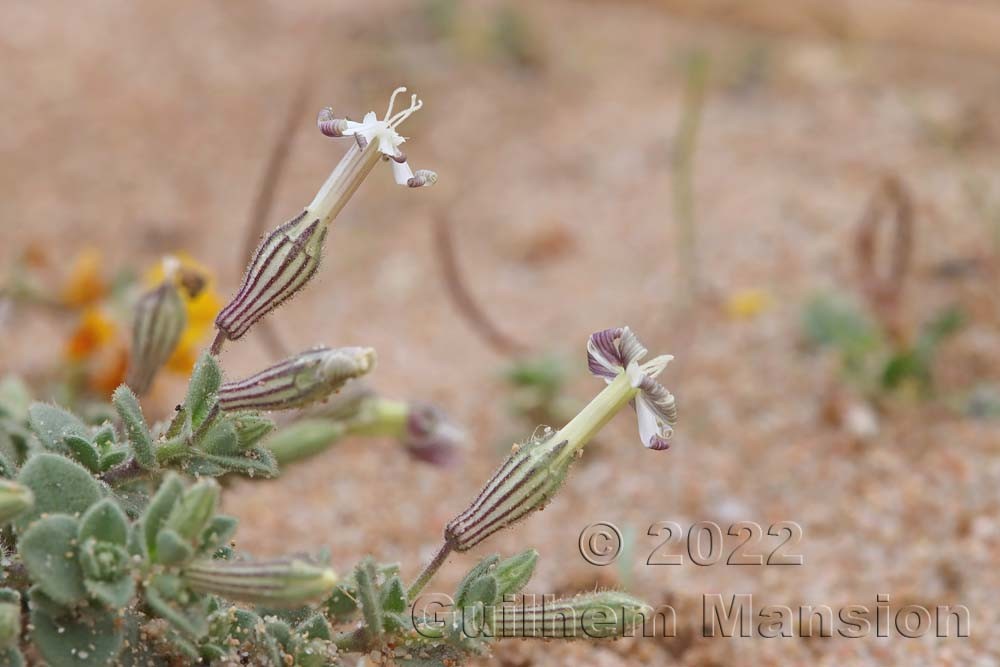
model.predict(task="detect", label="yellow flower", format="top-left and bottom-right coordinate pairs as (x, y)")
top-left (725, 288), bottom-right (773, 320)
top-left (61, 248), bottom-right (108, 307)
top-left (145, 254), bottom-right (222, 375)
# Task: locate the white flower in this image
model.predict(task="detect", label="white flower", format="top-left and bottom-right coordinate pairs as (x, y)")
top-left (587, 327), bottom-right (677, 450)
top-left (334, 86), bottom-right (434, 187)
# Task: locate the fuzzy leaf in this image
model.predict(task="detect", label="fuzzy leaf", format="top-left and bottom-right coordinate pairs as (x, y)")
top-left (198, 418), bottom-right (239, 456)
top-left (28, 403), bottom-right (89, 454)
top-left (0, 647), bottom-right (23, 666)
top-left (324, 583), bottom-right (359, 621)
top-left (141, 473), bottom-right (184, 558)
top-left (92, 423), bottom-right (116, 451)
top-left (15, 454), bottom-right (102, 529)
top-left (156, 528), bottom-right (194, 566)
top-left (380, 574), bottom-right (407, 614)
top-left (296, 613), bottom-right (332, 641)
top-left (146, 575), bottom-right (210, 639)
top-left (199, 515), bottom-right (238, 555)
top-left (0, 600), bottom-right (20, 650)
top-left (84, 576), bottom-right (135, 610)
top-left (464, 574), bottom-right (498, 609)
top-left (78, 498), bottom-right (129, 546)
top-left (355, 559), bottom-right (383, 641)
top-left (63, 435), bottom-right (101, 472)
top-left (231, 412), bottom-right (275, 450)
top-left (185, 448), bottom-right (278, 479)
top-left (494, 549), bottom-right (538, 598)
top-left (165, 479), bottom-right (219, 542)
top-left (454, 554), bottom-right (499, 608)
top-left (20, 515), bottom-right (87, 606)
top-left (99, 448), bottom-right (129, 471)
top-left (31, 606), bottom-right (124, 667)
top-left (185, 353), bottom-right (222, 429)
top-left (112, 386), bottom-right (157, 470)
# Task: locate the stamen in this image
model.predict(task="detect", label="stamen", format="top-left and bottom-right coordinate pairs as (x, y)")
top-left (385, 86), bottom-right (407, 119)
top-left (388, 95), bottom-right (423, 128)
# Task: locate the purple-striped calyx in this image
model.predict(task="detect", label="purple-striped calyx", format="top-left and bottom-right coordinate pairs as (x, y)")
top-left (587, 326), bottom-right (677, 450)
top-left (444, 327), bottom-right (676, 551)
top-left (183, 556), bottom-right (338, 607)
top-left (214, 212), bottom-right (327, 345)
top-left (127, 260), bottom-right (187, 394)
top-left (217, 346), bottom-right (376, 412)
top-left (214, 87), bottom-right (434, 348)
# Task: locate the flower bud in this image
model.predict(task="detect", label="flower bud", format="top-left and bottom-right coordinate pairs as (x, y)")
top-left (218, 346), bottom-right (376, 412)
top-left (214, 212), bottom-right (328, 346)
top-left (183, 557), bottom-right (338, 607)
top-left (445, 428), bottom-right (570, 551)
top-left (0, 480), bottom-right (33, 526)
top-left (403, 403), bottom-right (463, 467)
top-left (495, 592), bottom-right (652, 639)
top-left (126, 281), bottom-right (187, 395)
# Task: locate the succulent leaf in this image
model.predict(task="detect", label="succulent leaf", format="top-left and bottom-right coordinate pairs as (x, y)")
top-left (15, 454), bottom-right (102, 529)
top-left (20, 515), bottom-right (87, 606)
top-left (184, 353), bottom-right (222, 430)
top-left (63, 435), bottom-right (101, 472)
top-left (112, 386), bottom-right (157, 470)
top-left (30, 606), bottom-right (124, 667)
top-left (141, 473), bottom-right (185, 558)
top-left (0, 480), bottom-right (33, 526)
top-left (27, 403), bottom-right (89, 454)
top-left (78, 498), bottom-right (129, 546)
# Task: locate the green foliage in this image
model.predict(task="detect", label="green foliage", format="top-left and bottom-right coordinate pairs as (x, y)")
top-left (31, 605), bottom-right (123, 667)
top-left (112, 385), bottom-right (157, 470)
top-left (20, 515), bottom-right (88, 606)
top-left (27, 403), bottom-right (89, 455)
top-left (803, 293), bottom-right (965, 399)
top-left (15, 454), bottom-right (101, 529)
top-left (185, 353), bottom-right (222, 430)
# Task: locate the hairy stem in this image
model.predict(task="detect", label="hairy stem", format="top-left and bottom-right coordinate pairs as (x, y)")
top-left (407, 541), bottom-right (453, 600)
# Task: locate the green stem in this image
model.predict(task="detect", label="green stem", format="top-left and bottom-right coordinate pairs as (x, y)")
top-left (551, 372), bottom-right (638, 468)
top-left (344, 399), bottom-right (408, 437)
top-left (407, 541), bottom-right (453, 600)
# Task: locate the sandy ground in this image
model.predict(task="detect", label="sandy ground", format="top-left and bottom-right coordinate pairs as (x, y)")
top-left (2, 1), bottom-right (1000, 665)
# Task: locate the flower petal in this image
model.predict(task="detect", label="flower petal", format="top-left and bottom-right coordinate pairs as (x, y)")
top-left (635, 394), bottom-right (671, 450)
top-left (638, 373), bottom-right (678, 426)
top-left (390, 156), bottom-right (414, 185)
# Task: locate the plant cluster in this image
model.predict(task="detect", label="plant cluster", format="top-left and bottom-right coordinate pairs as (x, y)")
top-left (0, 88), bottom-right (677, 665)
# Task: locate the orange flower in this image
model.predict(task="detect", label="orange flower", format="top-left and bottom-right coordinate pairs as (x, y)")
top-left (61, 248), bottom-right (108, 307)
top-left (65, 307), bottom-right (117, 361)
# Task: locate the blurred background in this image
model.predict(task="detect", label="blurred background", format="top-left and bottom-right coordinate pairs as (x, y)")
top-left (2, 1), bottom-right (999, 664)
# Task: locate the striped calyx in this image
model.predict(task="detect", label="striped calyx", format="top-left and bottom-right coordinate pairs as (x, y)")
top-left (217, 346), bottom-right (376, 412)
top-left (183, 557), bottom-right (338, 607)
top-left (127, 281), bottom-right (187, 395)
top-left (493, 592), bottom-right (652, 639)
top-left (445, 429), bottom-right (571, 551)
top-left (214, 211), bottom-right (327, 345)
